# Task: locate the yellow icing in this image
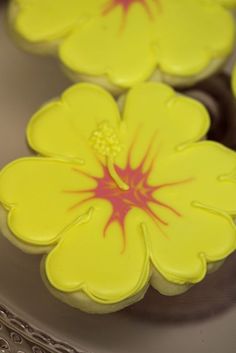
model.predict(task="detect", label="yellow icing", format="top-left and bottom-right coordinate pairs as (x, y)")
top-left (1, 82), bottom-right (236, 304)
top-left (12, 0), bottom-right (235, 88)
top-left (90, 122), bottom-right (122, 159)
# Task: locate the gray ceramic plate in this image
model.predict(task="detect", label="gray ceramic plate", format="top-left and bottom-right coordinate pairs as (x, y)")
top-left (1, 4), bottom-right (236, 353)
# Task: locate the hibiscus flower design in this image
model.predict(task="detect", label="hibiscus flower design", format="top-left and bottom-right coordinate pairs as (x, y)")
top-left (0, 83), bottom-right (236, 310)
top-left (11, 0), bottom-right (235, 90)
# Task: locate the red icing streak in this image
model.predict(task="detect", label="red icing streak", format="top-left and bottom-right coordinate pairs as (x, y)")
top-left (102, 0), bottom-right (161, 30)
top-left (64, 133), bottom-right (193, 252)
top-left (103, 0), bottom-right (151, 16)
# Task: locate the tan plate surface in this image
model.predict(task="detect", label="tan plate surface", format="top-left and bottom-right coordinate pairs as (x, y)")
top-left (1, 5), bottom-right (236, 353)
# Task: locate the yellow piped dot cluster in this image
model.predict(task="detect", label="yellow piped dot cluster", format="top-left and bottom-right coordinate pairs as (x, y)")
top-left (90, 122), bottom-right (122, 158)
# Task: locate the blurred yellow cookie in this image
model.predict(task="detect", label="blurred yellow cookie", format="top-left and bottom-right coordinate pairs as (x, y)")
top-left (9, 0), bottom-right (235, 94)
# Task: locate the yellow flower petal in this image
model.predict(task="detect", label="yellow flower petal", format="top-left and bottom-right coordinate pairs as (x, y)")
top-left (139, 204), bottom-right (236, 284)
top-left (149, 141), bottom-right (236, 215)
top-left (153, 0), bottom-right (234, 76)
top-left (46, 203), bottom-right (149, 302)
top-left (60, 6), bottom-right (157, 88)
top-left (0, 158), bottom-right (100, 246)
top-left (27, 84), bottom-right (120, 175)
top-left (116, 82), bottom-right (209, 169)
top-left (13, 0), bottom-right (99, 42)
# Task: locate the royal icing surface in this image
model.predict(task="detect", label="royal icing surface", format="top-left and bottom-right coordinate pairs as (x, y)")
top-left (12, 0), bottom-right (235, 89)
top-left (1, 83), bottom-right (236, 303)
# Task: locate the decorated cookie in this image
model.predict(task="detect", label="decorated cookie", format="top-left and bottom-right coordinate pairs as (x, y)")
top-left (183, 73), bottom-right (236, 150)
top-left (9, 0), bottom-right (235, 94)
top-left (1, 82), bottom-right (236, 314)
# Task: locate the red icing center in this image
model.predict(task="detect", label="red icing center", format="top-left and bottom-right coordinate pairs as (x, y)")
top-left (65, 137), bottom-right (192, 252)
top-left (95, 161), bottom-right (182, 240)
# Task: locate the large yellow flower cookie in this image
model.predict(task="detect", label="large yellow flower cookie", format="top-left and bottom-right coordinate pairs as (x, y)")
top-left (1, 83), bottom-right (236, 313)
top-left (10, 0), bottom-right (235, 93)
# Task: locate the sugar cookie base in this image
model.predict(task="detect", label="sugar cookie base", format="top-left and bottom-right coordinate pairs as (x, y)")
top-left (0, 205), bottom-right (224, 313)
top-left (8, 1), bottom-right (229, 96)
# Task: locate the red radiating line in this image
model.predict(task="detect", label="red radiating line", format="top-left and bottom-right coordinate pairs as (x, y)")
top-left (103, 212), bottom-right (127, 253)
top-left (102, 0), bottom-right (160, 18)
top-left (72, 167), bottom-right (97, 180)
top-left (127, 127), bottom-right (159, 171)
top-left (141, 0), bottom-right (154, 19)
top-left (139, 130), bottom-right (159, 171)
top-left (102, 0), bottom-right (161, 32)
top-left (63, 189), bottom-right (95, 194)
top-left (150, 198), bottom-right (181, 217)
top-left (102, 0), bottom-right (116, 16)
top-left (126, 127), bottom-right (141, 167)
top-left (145, 207), bottom-right (169, 239)
top-left (68, 196), bottom-right (94, 211)
top-left (145, 204), bottom-right (168, 226)
top-left (155, 178), bottom-right (194, 191)
top-left (65, 125), bottom-right (194, 252)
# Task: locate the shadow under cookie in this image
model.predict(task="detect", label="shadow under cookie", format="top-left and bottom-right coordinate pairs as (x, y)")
top-left (181, 73), bottom-right (236, 150)
top-left (126, 252), bottom-right (236, 323)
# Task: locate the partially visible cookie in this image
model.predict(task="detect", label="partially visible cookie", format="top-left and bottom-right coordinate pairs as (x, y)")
top-left (9, 0), bottom-right (235, 94)
top-left (183, 74), bottom-right (236, 150)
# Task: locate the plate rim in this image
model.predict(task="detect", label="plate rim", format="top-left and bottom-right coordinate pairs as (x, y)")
top-left (0, 303), bottom-right (87, 353)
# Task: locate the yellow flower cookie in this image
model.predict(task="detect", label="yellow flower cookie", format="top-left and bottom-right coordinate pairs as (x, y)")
top-left (1, 82), bottom-right (236, 313)
top-left (9, 0), bottom-right (235, 93)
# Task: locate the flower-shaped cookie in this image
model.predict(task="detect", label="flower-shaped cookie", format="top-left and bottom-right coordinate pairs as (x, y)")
top-left (10, 0), bottom-right (235, 91)
top-left (1, 83), bottom-right (236, 311)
